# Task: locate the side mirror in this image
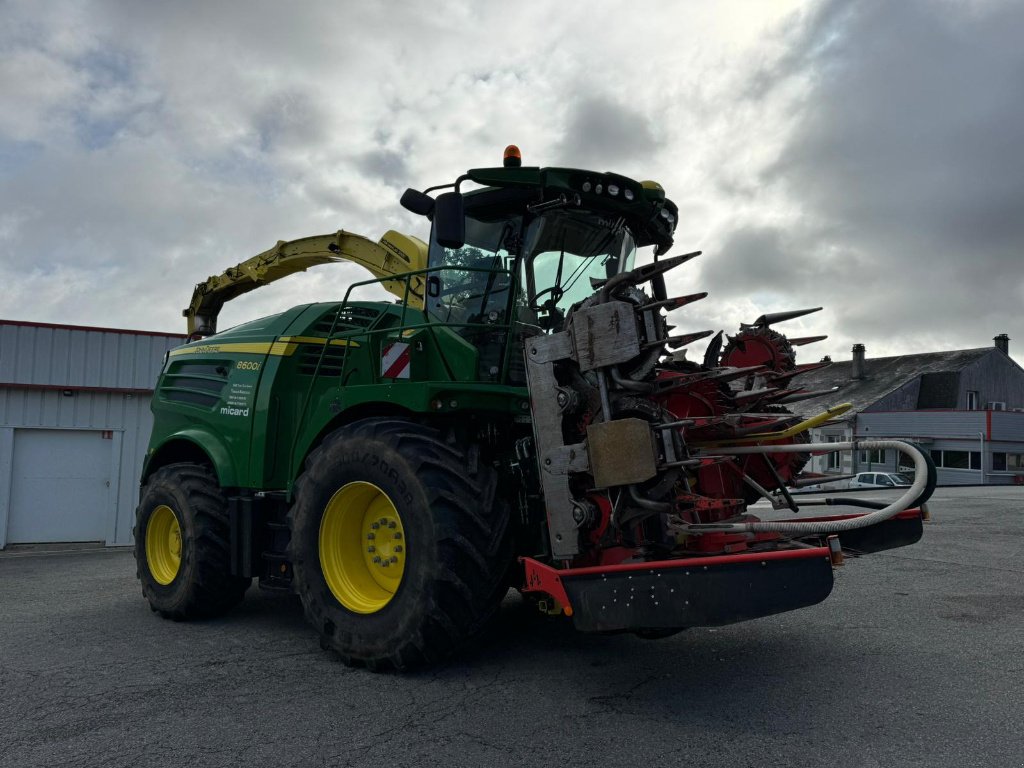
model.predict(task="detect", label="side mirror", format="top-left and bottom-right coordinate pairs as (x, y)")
top-left (400, 188), bottom-right (435, 216)
top-left (434, 191), bottom-right (465, 249)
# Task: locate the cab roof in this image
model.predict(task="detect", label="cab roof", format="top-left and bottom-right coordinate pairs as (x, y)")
top-left (463, 165), bottom-right (679, 252)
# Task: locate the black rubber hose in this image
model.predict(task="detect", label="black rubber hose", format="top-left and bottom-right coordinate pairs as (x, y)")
top-left (824, 497), bottom-right (887, 511)
top-left (907, 442), bottom-right (938, 508)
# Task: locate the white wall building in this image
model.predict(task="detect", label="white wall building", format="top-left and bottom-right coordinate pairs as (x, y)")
top-left (0, 320), bottom-right (183, 548)
top-left (795, 336), bottom-right (1024, 485)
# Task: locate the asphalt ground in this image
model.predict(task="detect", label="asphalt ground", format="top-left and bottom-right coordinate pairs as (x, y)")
top-left (1, 486), bottom-right (1023, 768)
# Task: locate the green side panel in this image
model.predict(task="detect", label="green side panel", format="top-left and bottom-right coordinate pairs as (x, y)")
top-left (393, 326), bottom-right (478, 382)
top-left (433, 326), bottom-right (479, 380)
top-left (248, 350), bottom-right (290, 489)
top-left (147, 305), bottom-right (310, 489)
top-left (250, 302), bottom-right (362, 490)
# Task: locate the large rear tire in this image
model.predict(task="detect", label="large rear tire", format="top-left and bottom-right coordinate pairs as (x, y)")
top-left (289, 418), bottom-right (512, 670)
top-left (134, 463), bottom-right (250, 619)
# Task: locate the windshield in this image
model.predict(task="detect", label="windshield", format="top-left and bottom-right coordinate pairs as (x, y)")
top-left (894, 473), bottom-right (913, 484)
top-left (521, 210), bottom-right (636, 328)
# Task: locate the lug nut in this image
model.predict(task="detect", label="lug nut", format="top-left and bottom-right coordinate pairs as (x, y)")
top-left (394, 545), bottom-right (403, 553)
top-left (367, 532), bottom-right (375, 540)
top-left (367, 546), bottom-right (375, 553)
top-left (388, 521), bottom-right (397, 529)
top-left (370, 522), bottom-right (379, 530)
top-left (394, 532), bottom-right (402, 540)
top-left (382, 561), bottom-right (390, 568)
top-left (390, 556), bottom-right (398, 563)
top-left (372, 556), bottom-right (382, 564)
top-left (379, 517), bottom-right (388, 525)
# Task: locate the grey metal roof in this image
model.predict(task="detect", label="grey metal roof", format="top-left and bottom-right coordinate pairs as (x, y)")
top-left (788, 347), bottom-right (993, 416)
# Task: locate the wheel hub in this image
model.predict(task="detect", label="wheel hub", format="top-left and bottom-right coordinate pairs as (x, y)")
top-left (146, 504), bottom-right (182, 585)
top-left (320, 481), bottom-right (407, 614)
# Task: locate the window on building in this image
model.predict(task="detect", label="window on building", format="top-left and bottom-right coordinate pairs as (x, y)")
top-left (858, 448), bottom-right (885, 465)
top-left (931, 450), bottom-right (982, 470)
top-left (826, 435), bottom-right (843, 471)
top-left (966, 390), bottom-right (979, 410)
top-left (993, 452), bottom-right (1024, 471)
top-left (898, 452), bottom-right (915, 470)
top-left (947, 451), bottom-right (970, 469)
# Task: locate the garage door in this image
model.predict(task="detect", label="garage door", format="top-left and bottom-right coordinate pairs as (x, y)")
top-left (7, 429), bottom-right (114, 544)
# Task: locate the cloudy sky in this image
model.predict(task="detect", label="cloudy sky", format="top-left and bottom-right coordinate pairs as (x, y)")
top-left (2, 0), bottom-right (1022, 367)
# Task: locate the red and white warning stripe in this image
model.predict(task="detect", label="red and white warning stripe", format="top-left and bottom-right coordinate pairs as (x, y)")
top-left (380, 342), bottom-right (411, 379)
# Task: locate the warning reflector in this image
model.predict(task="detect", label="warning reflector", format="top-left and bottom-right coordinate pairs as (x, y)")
top-left (381, 342), bottom-right (411, 379)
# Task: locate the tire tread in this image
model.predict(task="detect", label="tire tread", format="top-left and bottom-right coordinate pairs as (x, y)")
top-left (134, 462), bottom-right (249, 620)
top-left (289, 418), bottom-right (512, 671)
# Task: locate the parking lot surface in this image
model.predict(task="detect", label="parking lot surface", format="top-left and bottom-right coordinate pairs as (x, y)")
top-left (2, 486), bottom-right (1023, 768)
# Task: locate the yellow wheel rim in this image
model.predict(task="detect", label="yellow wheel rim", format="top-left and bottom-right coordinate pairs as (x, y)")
top-left (319, 481), bottom-right (407, 614)
top-left (146, 504), bottom-right (182, 585)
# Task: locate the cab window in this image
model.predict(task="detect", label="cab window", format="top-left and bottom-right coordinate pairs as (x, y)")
top-left (426, 214), bottom-right (518, 327)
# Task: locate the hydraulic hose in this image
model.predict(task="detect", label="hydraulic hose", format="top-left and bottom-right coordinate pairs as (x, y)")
top-left (687, 439), bottom-right (932, 535)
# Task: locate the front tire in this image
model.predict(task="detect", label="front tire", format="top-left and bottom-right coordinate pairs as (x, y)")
top-left (134, 463), bottom-right (250, 619)
top-left (289, 418), bottom-right (512, 670)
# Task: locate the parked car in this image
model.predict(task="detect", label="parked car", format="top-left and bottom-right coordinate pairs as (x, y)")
top-left (849, 471), bottom-right (913, 489)
top-left (791, 478), bottom-right (851, 494)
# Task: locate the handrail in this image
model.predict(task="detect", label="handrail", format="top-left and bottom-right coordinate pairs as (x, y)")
top-left (329, 263), bottom-right (519, 380)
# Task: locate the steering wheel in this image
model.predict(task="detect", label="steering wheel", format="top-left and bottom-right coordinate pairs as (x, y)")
top-left (530, 285), bottom-right (564, 311)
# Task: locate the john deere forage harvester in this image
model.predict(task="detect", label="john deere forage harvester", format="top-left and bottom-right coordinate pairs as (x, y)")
top-left (136, 147), bottom-right (933, 669)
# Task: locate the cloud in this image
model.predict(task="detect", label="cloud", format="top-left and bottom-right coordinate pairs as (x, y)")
top-left (0, 0), bottom-right (1019, 367)
top-left (557, 95), bottom-right (661, 168)
top-left (0, 48), bottom-right (84, 141)
top-left (354, 149), bottom-right (411, 188)
top-left (672, 0), bottom-right (1024, 364)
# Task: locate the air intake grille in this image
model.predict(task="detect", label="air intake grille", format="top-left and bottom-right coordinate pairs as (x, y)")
top-left (297, 345), bottom-right (348, 377)
top-left (336, 306), bottom-right (379, 330)
top-left (313, 306), bottom-right (379, 335)
top-left (161, 360), bottom-right (229, 408)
